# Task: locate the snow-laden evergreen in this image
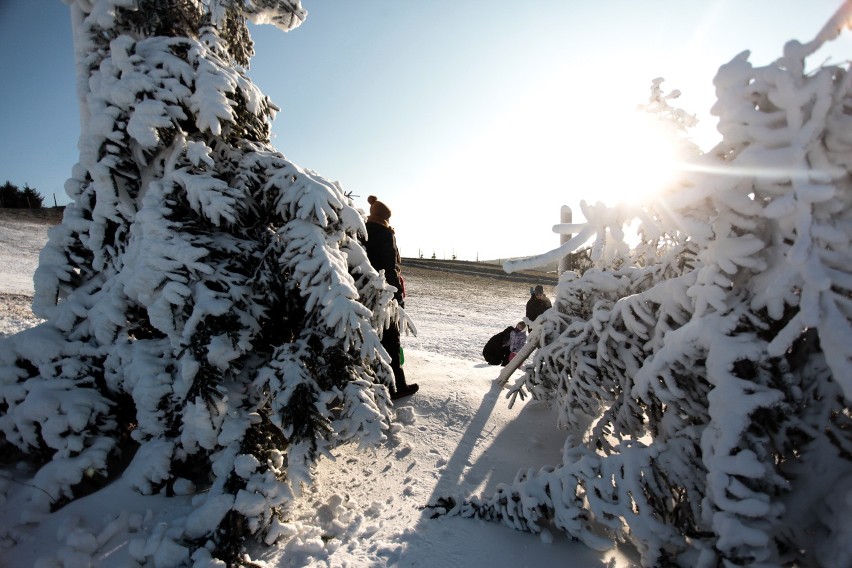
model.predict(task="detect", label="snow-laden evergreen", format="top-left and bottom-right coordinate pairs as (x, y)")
top-left (433, 5), bottom-right (852, 567)
top-left (0, 1), bottom-right (404, 563)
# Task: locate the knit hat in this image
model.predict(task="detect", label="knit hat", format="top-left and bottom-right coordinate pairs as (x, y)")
top-left (534, 285), bottom-right (544, 295)
top-left (367, 195), bottom-right (392, 223)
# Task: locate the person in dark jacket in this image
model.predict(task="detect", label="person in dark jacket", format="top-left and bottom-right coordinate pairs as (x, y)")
top-left (364, 195), bottom-right (418, 400)
top-left (526, 284), bottom-right (552, 325)
top-left (482, 325), bottom-right (514, 366)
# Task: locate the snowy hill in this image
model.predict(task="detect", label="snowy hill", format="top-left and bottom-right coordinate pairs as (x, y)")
top-left (402, 257), bottom-right (558, 286)
top-left (0, 215), bottom-right (635, 566)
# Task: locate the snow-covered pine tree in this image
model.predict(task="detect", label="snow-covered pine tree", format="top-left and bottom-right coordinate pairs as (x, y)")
top-left (0, 0), bottom-right (401, 563)
top-left (431, 5), bottom-right (852, 567)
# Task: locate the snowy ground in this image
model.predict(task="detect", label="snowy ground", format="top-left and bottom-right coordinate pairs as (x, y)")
top-left (0, 214), bottom-right (637, 567)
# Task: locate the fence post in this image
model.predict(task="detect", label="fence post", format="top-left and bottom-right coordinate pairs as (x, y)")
top-left (558, 205), bottom-right (572, 275)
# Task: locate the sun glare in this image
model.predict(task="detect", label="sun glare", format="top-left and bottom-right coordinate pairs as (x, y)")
top-left (398, 73), bottom-right (686, 259)
top-left (571, 112), bottom-right (680, 207)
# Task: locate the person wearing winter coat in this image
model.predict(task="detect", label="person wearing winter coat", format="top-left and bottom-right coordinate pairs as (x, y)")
top-left (525, 284), bottom-right (552, 325)
top-left (508, 321), bottom-right (527, 362)
top-left (364, 195), bottom-right (419, 400)
top-left (482, 325), bottom-right (514, 366)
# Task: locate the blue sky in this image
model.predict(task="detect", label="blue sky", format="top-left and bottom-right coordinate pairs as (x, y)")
top-left (1, 1), bottom-right (850, 261)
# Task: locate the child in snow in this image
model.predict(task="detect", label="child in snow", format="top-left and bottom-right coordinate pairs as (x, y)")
top-left (508, 321), bottom-right (527, 362)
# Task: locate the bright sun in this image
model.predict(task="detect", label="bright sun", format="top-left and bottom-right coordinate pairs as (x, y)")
top-left (398, 77), bottom-right (685, 259)
top-left (569, 112), bottom-right (680, 207)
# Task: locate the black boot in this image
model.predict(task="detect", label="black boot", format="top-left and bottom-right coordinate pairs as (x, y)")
top-left (391, 383), bottom-right (419, 400)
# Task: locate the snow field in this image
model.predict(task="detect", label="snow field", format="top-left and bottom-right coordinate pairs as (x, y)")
top-left (0, 218), bottom-right (630, 567)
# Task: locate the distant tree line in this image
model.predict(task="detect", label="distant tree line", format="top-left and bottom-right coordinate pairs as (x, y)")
top-left (0, 181), bottom-right (44, 209)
